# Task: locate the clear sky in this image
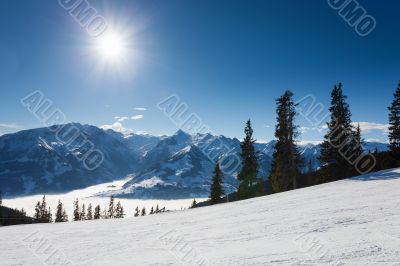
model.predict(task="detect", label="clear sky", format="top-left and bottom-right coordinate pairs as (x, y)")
top-left (0, 0), bottom-right (399, 142)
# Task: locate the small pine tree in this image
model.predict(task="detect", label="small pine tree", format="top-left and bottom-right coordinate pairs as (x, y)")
top-left (108, 196), bottom-right (115, 219)
top-left (102, 206), bottom-right (108, 219)
top-left (115, 201), bottom-right (124, 218)
top-left (33, 195), bottom-right (52, 223)
top-left (34, 201), bottom-right (41, 221)
top-left (134, 206), bottom-right (140, 217)
top-left (40, 195), bottom-right (47, 222)
top-left (94, 205), bottom-right (101, 220)
top-left (87, 203), bottom-right (93, 220)
top-left (73, 198), bottom-right (80, 221)
top-left (150, 207), bottom-right (154, 215)
top-left (141, 207), bottom-right (146, 216)
top-left (80, 203), bottom-right (86, 220)
top-left (155, 204), bottom-right (160, 213)
top-left (352, 124), bottom-right (364, 164)
top-left (62, 209), bottom-right (68, 222)
top-left (209, 163), bottom-right (224, 205)
top-left (55, 200), bottom-right (65, 223)
top-left (190, 199), bottom-right (197, 208)
top-left (47, 207), bottom-right (53, 223)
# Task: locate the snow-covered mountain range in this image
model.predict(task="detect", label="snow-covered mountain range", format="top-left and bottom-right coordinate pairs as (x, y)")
top-left (0, 123), bottom-right (389, 198)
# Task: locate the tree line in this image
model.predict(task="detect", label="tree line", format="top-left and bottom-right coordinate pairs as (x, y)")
top-left (0, 193), bottom-right (167, 226)
top-left (204, 81), bottom-right (400, 206)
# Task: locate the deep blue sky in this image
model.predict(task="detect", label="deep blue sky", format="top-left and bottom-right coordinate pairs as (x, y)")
top-left (0, 0), bottom-right (399, 142)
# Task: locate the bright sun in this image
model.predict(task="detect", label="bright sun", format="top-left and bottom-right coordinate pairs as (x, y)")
top-left (95, 31), bottom-right (127, 62)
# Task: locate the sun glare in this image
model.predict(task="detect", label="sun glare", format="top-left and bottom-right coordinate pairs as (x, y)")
top-left (95, 31), bottom-right (127, 62)
top-left (89, 23), bottom-right (140, 77)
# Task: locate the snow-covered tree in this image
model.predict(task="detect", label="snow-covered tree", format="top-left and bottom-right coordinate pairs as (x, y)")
top-left (108, 196), bottom-right (115, 219)
top-left (80, 203), bottom-right (86, 220)
top-left (87, 203), bottom-right (93, 220)
top-left (73, 198), bottom-right (80, 221)
top-left (94, 205), bottom-right (101, 220)
top-left (55, 200), bottom-right (68, 223)
top-left (115, 201), bottom-right (124, 218)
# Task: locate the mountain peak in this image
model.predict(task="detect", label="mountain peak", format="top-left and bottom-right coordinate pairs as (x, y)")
top-left (172, 129), bottom-right (192, 141)
top-left (174, 129), bottom-right (189, 136)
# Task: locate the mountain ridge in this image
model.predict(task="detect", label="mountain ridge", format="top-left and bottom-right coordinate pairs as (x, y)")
top-left (0, 123), bottom-right (389, 198)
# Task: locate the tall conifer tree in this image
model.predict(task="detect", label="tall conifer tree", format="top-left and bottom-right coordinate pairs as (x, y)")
top-left (319, 83), bottom-right (354, 181)
top-left (269, 90), bottom-right (302, 192)
top-left (237, 120), bottom-right (260, 199)
top-left (388, 82), bottom-right (400, 159)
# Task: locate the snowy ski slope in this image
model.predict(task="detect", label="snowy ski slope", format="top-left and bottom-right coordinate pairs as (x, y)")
top-left (1, 168), bottom-right (400, 265)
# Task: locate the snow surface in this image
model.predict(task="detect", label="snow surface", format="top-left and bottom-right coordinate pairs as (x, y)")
top-left (2, 168), bottom-right (400, 265)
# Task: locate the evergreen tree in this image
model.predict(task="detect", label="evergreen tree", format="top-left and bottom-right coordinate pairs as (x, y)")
top-left (47, 207), bottom-right (53, 223)
top-left (150, 206), bottom-right (154, 215)
top-left (388, 82), bottom-right (400, 159)
top-left (353, 123), bottom-right (364, 159)
top-left (34, 201), bottom-right (41, 221)
top-left (62, 209), bottom-right (68, 222)
top-left (155, 204), bottom-right (160, 213)
top-left (108, 196), bottom-right (115, 218)
top-left (319, 83), bottom-right (355, 181)
top-left (134, 206), bottom-right (140, 217)
top-left (141, 207), bottom-right (146, 216)
top-left (40, 195), bottom-right (47, 222)
top-left (87, 203), bottom-right (93, 220)
top-left (237, 120), bottom-right (260, 199)
top-left (80, 203), bottom-right (86, 220)
top-left (209, 163), bottom-right (224, 204)
top-left (190, 199), bottom-right (197, 208)
top-left (33, 195), bottom-right (52, 223)
top-left (115, 201), bottom-right (124, 218)
top-left (269, 90), bottom-right (302, 192)
top-left (94, 205), bottom-right (101, 220)
top-left (102, 206), bottom-right (108, 219)
top-left (73, 198), bottom-right (80, 221)
top-left (55, 200), bottom-right (68, 223)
